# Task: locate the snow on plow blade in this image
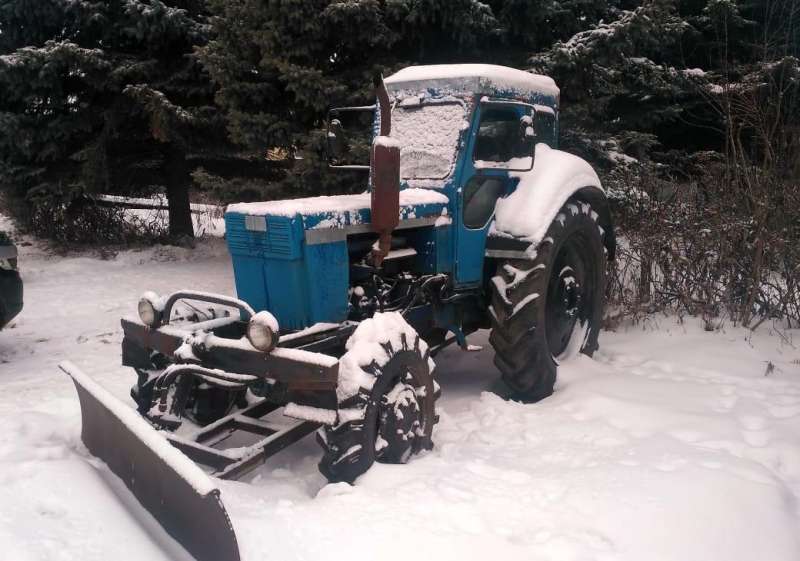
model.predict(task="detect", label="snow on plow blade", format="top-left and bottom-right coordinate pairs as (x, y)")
top-left (60, 361), bottom-right (240, 561)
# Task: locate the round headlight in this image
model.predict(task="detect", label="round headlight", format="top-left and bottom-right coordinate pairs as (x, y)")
top-left (247, 311), bottom-right (279, 352)
top-left (138, 291), bottom-right (162, 327)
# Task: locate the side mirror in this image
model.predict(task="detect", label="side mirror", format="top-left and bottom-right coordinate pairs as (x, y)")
top-left (327, 117), bottom-right (343, 160)
top-left (326, 106), bottom-right (374, 170)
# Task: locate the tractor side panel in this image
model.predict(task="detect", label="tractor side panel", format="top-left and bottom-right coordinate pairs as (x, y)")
top-left (403, 225), bottom-right (453, 275)
top-left (435, 226), bottom-right (454, 273)
top-left (230, 255), bottom-right (268, 313)
top-left (304, 241), bottom-right (349, 325)
top-left (263, 260), bottom-right (310, 330)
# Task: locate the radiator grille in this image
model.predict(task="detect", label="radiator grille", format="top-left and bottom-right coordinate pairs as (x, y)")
top-left (265, 217), bottom-right (291, 255)
top-left (225, 213), bottom-right (298, 259)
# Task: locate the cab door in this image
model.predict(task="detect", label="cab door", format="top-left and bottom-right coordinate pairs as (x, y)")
top-left (453, 99), bottom-right (536, 286)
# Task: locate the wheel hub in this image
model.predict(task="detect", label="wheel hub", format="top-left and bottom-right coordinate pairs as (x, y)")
top-left (546, 240), bottom-right (590, 358)
top-left (558, 266), bottom-right (582, 318)
top-left (377, 381), bottom-right (422, 463)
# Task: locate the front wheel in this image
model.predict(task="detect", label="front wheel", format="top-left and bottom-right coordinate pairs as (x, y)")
top-left (489, 199), bottom-right (606, 401)
top-left (318, 312), bottom-right (439, 483)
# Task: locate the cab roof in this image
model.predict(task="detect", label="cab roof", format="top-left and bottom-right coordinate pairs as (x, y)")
top-left (385, 64), bottom-right (559, 104)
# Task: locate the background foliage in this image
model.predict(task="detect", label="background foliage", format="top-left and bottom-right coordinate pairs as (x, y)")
top-left (0, 0), bottom-right (798, 324)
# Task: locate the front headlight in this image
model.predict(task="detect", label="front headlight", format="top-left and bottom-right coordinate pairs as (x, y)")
top-left (247, 311), bottom-right (279, 352)
top-left (138, 291), bottom-right (163, 327)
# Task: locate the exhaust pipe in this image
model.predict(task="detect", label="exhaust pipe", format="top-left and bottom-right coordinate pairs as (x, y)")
top-left (370, 74), bottom-right (400, 266)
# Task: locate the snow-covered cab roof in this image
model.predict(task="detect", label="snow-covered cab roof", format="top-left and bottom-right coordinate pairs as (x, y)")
top-left (384, 64), bottom-right (560, 106)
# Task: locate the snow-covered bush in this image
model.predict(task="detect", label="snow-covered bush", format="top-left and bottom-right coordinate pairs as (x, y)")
top-left (14, 191), bottom-right (169, 246)
top-left (605, 157), bottom-right (800, 329)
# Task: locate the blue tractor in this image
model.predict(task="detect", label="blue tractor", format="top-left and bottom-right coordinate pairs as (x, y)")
top-left (62, 64), bottom-right (614, 561)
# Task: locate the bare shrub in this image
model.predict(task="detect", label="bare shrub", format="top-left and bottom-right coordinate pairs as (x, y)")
top-left (605, 158), bottom-right (800, 329)
top-left (607, 12), bottom-right (800, 330)
top-left (18, 191), bottom-right (169, 245)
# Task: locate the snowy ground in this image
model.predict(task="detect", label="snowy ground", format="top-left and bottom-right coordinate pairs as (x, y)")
top-left (1, 225), bottom-right (800, 561)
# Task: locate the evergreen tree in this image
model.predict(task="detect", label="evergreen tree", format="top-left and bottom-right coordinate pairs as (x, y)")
top-left (486, 0), bottom-right (613, 63)
top-left (0, 0), bottom-right (240, 239)
top-left (530, 0), bottom-right (704, 169)
top-left (2, 0), bottom-right (795, 243)
top-left (200, 0), bottom-right (501, 196)
top-left (529, 0), bottom-right (798, 174)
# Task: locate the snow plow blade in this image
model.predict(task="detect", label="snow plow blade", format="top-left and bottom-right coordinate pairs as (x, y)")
top-left (60, 361), bottom-right (240, 561)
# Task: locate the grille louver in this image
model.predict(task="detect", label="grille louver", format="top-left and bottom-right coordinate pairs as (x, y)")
top-left (225, 214), bottom-right (297, 259)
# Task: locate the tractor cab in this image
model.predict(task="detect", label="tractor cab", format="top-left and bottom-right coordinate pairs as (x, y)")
top-left (224, 64), bottom-right (561, 333)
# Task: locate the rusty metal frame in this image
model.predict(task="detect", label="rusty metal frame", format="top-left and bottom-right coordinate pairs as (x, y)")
top-left (159, 290), bottom-right (256, 324)
top-left (121, 318), bottom-right (339, 392)
top-left (165, 398), bottom-right (320, 481)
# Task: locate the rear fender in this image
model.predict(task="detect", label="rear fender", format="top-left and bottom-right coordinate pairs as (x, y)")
top-left (488, 146), bottom-right (615, 260)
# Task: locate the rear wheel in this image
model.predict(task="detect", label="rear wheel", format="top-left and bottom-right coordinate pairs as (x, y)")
top-left (489, 199), bottom-right (606, 401)
top-left (318, 313), bottom-right (439, 483)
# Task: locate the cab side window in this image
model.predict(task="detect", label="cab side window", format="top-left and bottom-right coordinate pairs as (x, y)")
top-left (473, 108), bottom-right (526, 163)
top-left (534, 110), bottom-right (557, 147)
top-left (462, 176), bottom-right (505, 229)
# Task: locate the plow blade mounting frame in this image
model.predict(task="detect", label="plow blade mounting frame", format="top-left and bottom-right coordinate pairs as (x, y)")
top-left (60, 361), bottom-right (240, 561)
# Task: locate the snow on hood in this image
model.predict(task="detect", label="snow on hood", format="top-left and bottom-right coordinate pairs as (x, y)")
top-left (493, 144), bottom-right (601, 243)
top-left (226, 188), bottom-right (448, 218)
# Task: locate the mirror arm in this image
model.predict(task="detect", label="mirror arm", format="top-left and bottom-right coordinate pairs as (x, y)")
top-left (329, 164), bottom-right (370, 171)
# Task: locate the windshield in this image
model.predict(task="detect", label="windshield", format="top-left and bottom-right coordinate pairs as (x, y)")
top-left (391, 102), bottom-right (465, 180)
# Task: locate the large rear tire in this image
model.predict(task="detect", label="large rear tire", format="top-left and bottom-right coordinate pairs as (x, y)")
top-left (318, 313), bottom-right (439, 484)
top-left (489, 199), bottom-right (606, 401)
